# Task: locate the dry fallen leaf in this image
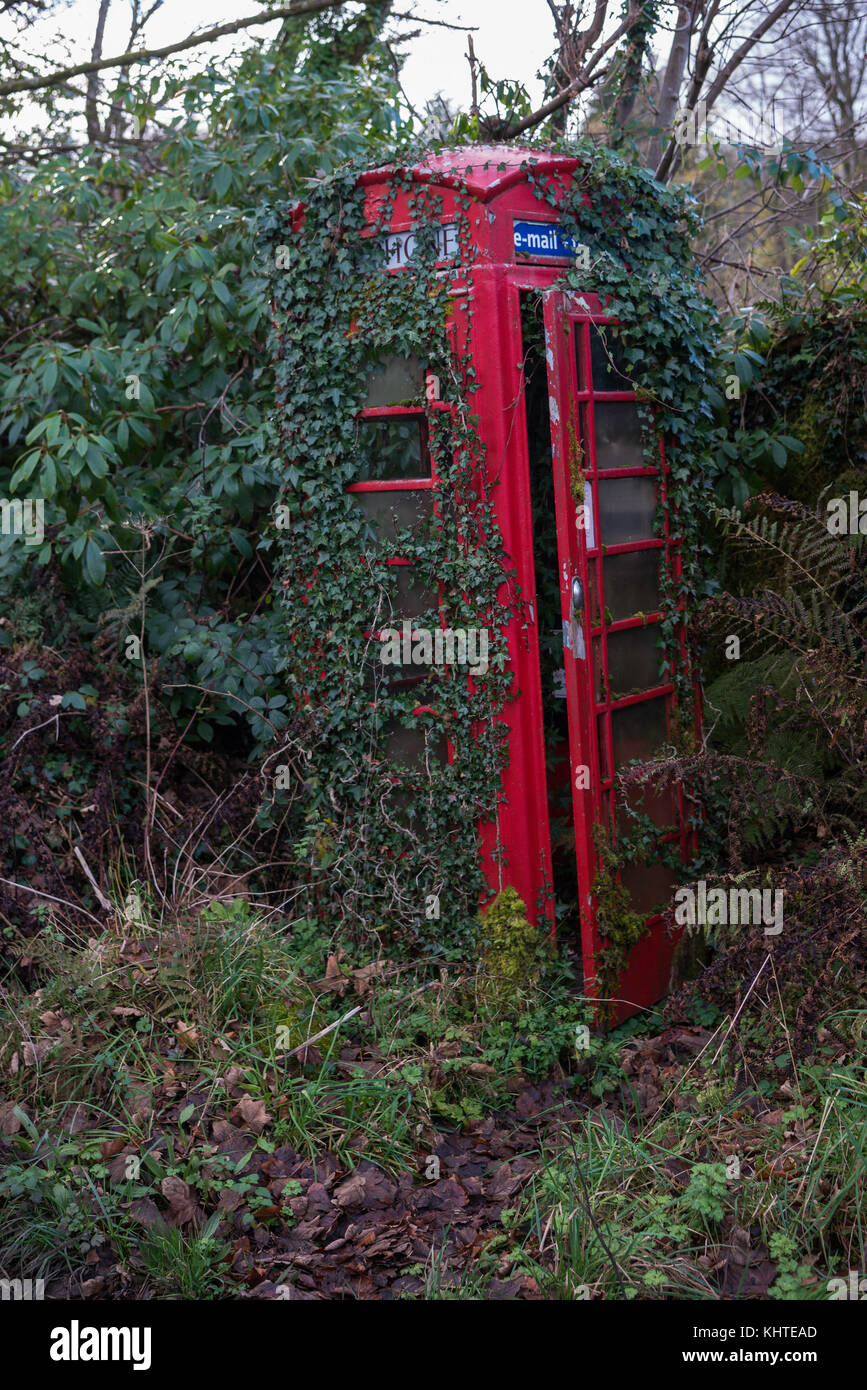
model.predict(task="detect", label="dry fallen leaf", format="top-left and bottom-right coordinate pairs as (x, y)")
top-left (127, 1197), bottom-right (161, 1227)
top-left (107, 1150), bottom-right (138, 1183)
top-left (315, 953), bottom-right (349, 997)
top-left (0, 1102), bottom-right (23, 1135)
top-left (352, 961), bottom-right (387, 998)
top-left (174, 1020), bottom-right (199, 1049)
top-left (161, 1175), bottom-right (199, 1225)
top-left (230, 1093), bottom-right (272, 1133)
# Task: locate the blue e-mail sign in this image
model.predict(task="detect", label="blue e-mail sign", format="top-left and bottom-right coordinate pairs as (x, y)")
top-left (513, 220), bottom-right (579, 259)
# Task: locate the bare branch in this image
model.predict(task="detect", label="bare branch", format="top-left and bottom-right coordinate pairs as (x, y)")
top-left (0, 0), bottom-right (350, 98)
top-left (85, 0), bottom-right (111, 143)
top-left (703, 0), bottom-right (803, 112)
top-left (503, 0), bottom-right (646, 139)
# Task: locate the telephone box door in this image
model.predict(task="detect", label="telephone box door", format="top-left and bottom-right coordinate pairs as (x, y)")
top-left (543, 290), bottom-right (686, 1017)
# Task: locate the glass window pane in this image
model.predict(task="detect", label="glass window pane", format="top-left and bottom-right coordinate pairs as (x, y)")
top-left (580, 323), bottom-right (631, 391)
top-left (353, 417), bottom-right (427, 481)
top-left (380, 718), bottom-right (448, 816)
top-left (586, 560), bottom-right (602, 627)
top-left (364, 621), bottom-right (435, 693)
top-left (383, 564), bottom-right (438, 620)
top-left (592, 402), bottom-right (646, 471)
top-left (381, 719), bottom-right (447, 775)
top-left (597, 713), bottom-right (610, 781)
top-left (602, 549), bottom-right (661, 622)
top-left (592, 635), bottom-right (605, 700)
top-left (366, 658), bottom-right (432, 696)
top-left (597, 475), bottom-right (657, 545)
top-left (619, 862), bottom-right (680, 915)
top-left (363, 355), bottom-right (425, 407)
top-left (606, 625), bottom-right (663, 698)
top-left (349, 489), bottom-right (433, 545)
top-left (617, 781), bottom-right (676, 835)
top-left (611, 696), bottom-right (668, 769)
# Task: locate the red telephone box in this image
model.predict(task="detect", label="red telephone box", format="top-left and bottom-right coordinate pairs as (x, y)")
top-left (290, 146), bottom-right (695, 1023)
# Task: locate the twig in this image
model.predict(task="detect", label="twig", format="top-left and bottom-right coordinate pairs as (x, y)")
top-left (392, 10), bottom-right (477, 30)
top-left (73, 847), bottom-right (113, 912)
top-left (0, 875), bottom-right (104, 926)
top-left (277, 978), bottom-right (440, 1061)
top-left (711, 954), bottom-right (771, 1066)
top-left (562, 1123), bottom-right (628, 1298)
top-left (11, 713), bottom-right (62, 749)
top-left (280, 1002), bottom-right (364, 1059)
top-left (467, 35), bottom-right (479, 118)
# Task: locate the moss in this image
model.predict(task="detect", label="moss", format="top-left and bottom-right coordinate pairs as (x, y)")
top-left (478, 886), bottom-right (541, 1005)
top-left (671, 703), bottom-right (696, 757)
top-left (263, 993), bottom-right (327, 1055)
top-left (567, 418), bottom-right (585, 502)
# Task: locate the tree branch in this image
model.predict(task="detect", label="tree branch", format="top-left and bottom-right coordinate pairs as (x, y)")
top-left (702, 0), bottom-right (801, 111)
top-left (85, 0), bottom-right (112, 144)
top-left (503, 1), bottom-right (644, 139)
top-left (0, 0), bottom-right (349, 98)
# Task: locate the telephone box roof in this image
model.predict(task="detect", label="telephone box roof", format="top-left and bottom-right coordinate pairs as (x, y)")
top-left (357, 145), bottom-right (581, 202)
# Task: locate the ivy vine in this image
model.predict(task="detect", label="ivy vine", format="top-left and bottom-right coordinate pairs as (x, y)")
top-left (259, 141), bottom-right (726, 969)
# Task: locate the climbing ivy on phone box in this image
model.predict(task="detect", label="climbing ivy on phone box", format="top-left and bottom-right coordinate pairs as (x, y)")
top-left (260, 144), bottom-right (723, 1020)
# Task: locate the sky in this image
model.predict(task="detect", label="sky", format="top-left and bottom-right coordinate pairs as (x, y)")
top-left (398, 1), bottom-right (555, 112)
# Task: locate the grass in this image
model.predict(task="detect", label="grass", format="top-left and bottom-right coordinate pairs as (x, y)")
top-left (0, 888), bottom-right (864, 1300)
top-left (448, 1002), bottom-right (867, 1301)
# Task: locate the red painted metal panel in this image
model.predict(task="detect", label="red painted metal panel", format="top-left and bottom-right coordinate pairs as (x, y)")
top-left (541, 290), bottom-right (690, 1023)
top-left (466, 266), bottom-right (554, 928)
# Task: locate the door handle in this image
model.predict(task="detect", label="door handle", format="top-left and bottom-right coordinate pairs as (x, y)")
top-left (567, 576), bottom-right (584, 659)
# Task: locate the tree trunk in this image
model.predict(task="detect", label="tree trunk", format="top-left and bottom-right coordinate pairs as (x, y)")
top-left (85, 0), bottom-right (112, 145)
top-left (648, 0), bottom-right (695, 168)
